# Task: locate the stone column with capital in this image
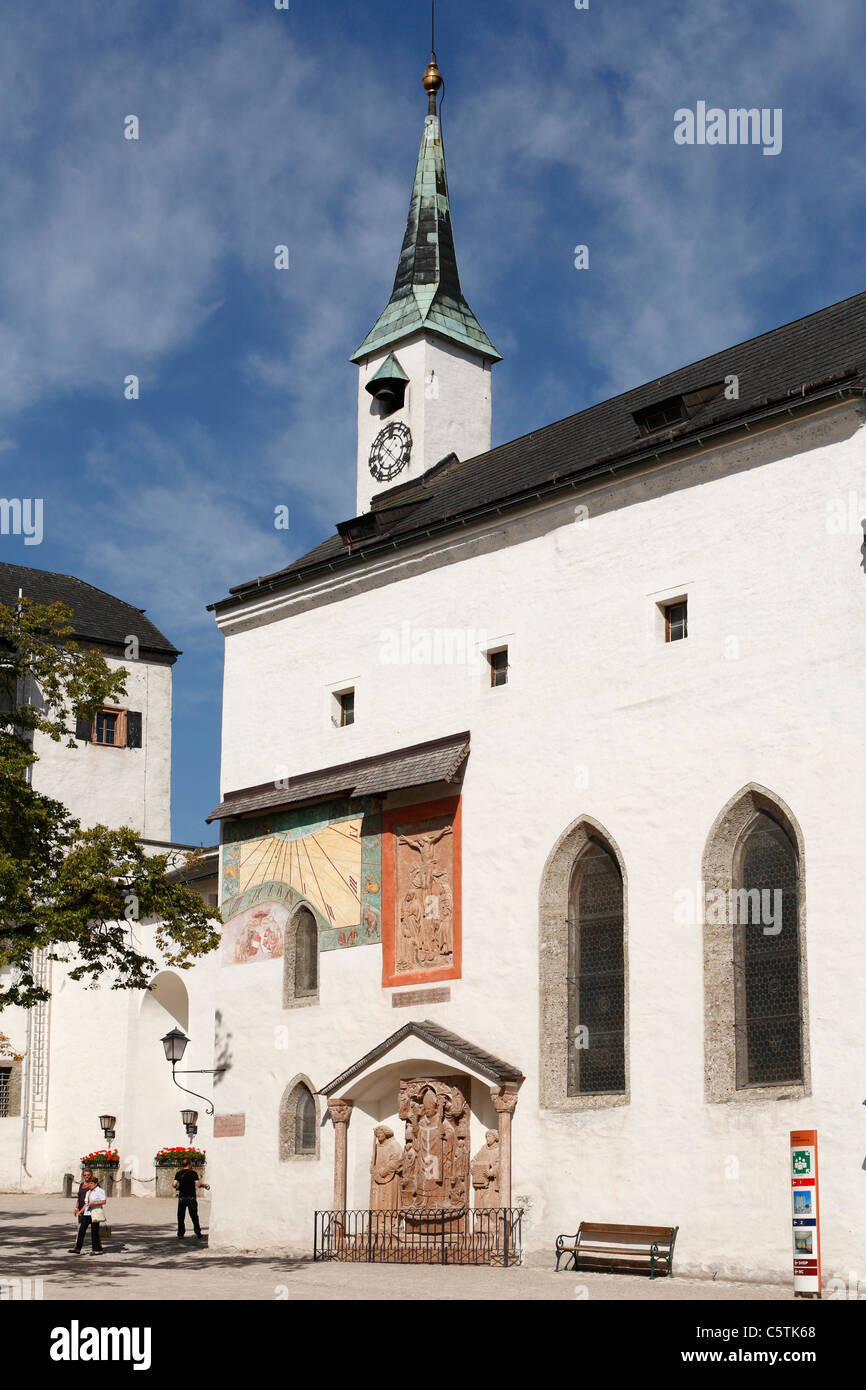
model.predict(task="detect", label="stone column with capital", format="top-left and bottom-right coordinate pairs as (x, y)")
top-left (490, 1086), bottom-right (519, 1209)
top-left (327, 1098), bottom-right (353, 1212)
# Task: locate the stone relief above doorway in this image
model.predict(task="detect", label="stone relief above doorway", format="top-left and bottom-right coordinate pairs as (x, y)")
top-left (373, 1075), bottom-right (470, 1212)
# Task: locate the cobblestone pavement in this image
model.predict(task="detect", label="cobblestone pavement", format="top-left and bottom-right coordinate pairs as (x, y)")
top-left (0, 1196), bottom-right (796, 1301)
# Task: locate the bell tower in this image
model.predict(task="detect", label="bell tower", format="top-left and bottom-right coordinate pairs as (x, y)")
top-left (351, 51), bottom-right (501, 516)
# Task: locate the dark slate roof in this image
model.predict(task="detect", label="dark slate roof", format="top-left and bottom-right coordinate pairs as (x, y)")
top-left (0, 562), bottom-right (179, 658)
top-left (320, 1019), bottom-right (525, 1095)
top-left (211, 289), bottom-right (866, 613)
top-left (350, 112), bottom-right (500, 364)
top-left (207, 730), bottom-right (470, 822)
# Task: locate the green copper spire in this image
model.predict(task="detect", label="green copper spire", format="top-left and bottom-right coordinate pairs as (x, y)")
top-left (351, 64), bottom-right (501, 365)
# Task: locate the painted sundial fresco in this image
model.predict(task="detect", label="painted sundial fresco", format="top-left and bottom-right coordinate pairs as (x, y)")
top-left (220, 798), bottom-right (382, 966)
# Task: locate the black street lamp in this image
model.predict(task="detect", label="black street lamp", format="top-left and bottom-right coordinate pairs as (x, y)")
top-left (161, 1028), bottom-right (189, 1065)
top-left (181, 1109), bottom-right (198, 1141)
top-left (159, 1029), bottom-right (226, 1116)
top-left (98, 1113), bottom-right (116, 1145)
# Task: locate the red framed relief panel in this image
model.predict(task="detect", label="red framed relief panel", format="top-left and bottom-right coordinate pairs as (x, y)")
top-left (790, 1129), bottom-right (821, 1297)
top-left (381, 796), bottom-right (462, 988)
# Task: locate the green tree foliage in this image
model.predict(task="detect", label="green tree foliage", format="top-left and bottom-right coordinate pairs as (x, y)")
top-left (0, 597), bottom-right (220, 1010)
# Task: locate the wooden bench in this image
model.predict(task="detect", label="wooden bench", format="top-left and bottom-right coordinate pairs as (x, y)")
top-left (555, 1222), bottom-right (678, 1278)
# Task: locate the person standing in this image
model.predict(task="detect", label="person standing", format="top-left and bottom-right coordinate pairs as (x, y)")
top-left (69, 1178), bottom-right (105, 1255)
top-left (173, 1157), bottom-right (208, 1239)
top-left (74, 1168), bottom-right (94, 1220)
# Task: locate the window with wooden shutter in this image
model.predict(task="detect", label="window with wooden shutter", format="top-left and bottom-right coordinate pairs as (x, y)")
top-left (339, 690), bottom-right (355, 726)
top-left (488, 647), bottom-right (508, 687)
top-left (664, 600), bottom-right (688, 642)
top-left (93, 708), bottom-right (127, 746)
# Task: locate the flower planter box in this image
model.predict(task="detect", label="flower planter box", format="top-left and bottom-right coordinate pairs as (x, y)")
top-left (155, 1165), bottom-right (207, 1198)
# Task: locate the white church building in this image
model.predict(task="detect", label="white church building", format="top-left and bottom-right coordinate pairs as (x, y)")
top-left (204, 53), bottom-right (865, 1279)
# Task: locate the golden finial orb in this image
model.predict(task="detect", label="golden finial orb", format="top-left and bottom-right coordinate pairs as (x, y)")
top-left (423, 54), bottom-right (443, 114)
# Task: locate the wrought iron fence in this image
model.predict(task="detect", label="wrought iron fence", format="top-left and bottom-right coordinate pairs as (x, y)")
top-left (314, 1207), bottom-right (523, 1266)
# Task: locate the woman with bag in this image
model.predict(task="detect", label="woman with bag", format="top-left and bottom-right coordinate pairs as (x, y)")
top-left (68, 1178), bottom-right (106, 1255)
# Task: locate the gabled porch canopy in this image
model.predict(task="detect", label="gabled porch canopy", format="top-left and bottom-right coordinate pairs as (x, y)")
top-left (320, 1020), bottom-right (523, 1213)
top-left (320, 1018), bottom-right (524, 1096)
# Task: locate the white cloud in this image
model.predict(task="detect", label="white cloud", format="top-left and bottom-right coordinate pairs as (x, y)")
top-left (70, 422), bottom-right (291, 646)
top-left (2, 0), bottom-right (864, 630)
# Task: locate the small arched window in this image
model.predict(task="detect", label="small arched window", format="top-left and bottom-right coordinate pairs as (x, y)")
top-left (567, 839), bottom-right (625, 1095)
top-left (297, 1088), bottom-right (317, 1155)
top-left (279, 1078), bottom-right (319, 1160)
top-left (733, 813), bottom-right (802, 1087)
top-left (295, 908), bottom-right (318, 997)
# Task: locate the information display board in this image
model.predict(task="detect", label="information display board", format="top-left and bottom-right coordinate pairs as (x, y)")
top-left (790, 1129), bottom-right (821, 1297)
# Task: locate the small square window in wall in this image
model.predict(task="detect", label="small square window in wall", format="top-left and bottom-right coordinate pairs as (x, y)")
top-left (664, 600), bottom-right (688, 643)
top-left (488, 648), bottom-right (508, 687)
top-left (339, 689), bottom-right (355, 726)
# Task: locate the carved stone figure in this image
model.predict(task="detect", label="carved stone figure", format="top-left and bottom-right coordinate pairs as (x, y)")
top-left (398, 1075), bottom-right (470, 1211)
top-left (369, 1126), bottom-right (403, 1212)
top-left (394, 819), bottom-right (454, 973)
top-left (470, 1130), bottom-right (501, 1209)
top-left (397, 872), bottom-right (425, 972)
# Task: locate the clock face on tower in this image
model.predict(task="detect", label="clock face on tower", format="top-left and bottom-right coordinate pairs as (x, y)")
top-left (369, 421), bottom-right (412, 482)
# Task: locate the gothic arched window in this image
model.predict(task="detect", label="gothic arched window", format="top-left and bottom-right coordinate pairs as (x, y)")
top-left (297, 1088), bottom-right (317, 1155)
top-left (284, 906), bottom-right (319, 1008)
top-left (567, 839), bottom-right (626, 1095)
top-left (733, 813), bottom-right (802, 1087)
top-left (279, 1078), bottom-right (319, 1160)
top-left (295, 908), bottom-right (318, 996)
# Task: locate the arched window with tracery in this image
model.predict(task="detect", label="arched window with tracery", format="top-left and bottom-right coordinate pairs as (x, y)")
top-left (279, 1078), bottom-right (319, 1160)
top-left (733, 812), bottom-right (802, 1087)
top-left (702, 785), bottom-right (809, 1103)
top-left (567, 838), bottom-right (626, 1095)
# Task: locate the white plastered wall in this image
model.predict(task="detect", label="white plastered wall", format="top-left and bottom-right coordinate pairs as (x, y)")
top-left (211, 402), bottom-right (866, 1277)
top-left (31, 655), bottom-right (173, 840)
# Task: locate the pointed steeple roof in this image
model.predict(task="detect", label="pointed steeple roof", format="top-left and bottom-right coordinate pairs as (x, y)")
top-left (351, 60), bottom-right (501, 365)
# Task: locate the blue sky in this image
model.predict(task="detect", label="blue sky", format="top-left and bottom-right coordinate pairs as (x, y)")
top-left (1, 0), bottom-right (864, 843)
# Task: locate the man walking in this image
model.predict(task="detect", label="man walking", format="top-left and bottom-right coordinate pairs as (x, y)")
top-left (173, 1156), bottom-right (208, 1239)
top-left (69, 1178), bottom-right (105, 1255)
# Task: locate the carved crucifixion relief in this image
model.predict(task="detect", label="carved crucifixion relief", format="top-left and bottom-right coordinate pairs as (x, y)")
top-left (395, 821), bottom-right (454, 973)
